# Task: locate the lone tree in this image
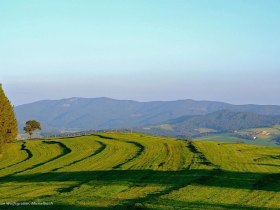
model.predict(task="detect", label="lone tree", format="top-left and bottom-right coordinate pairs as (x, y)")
top-left (23, 120), bottom-right (41, 139)
top-left (0, 84), bottom-right (18, 151)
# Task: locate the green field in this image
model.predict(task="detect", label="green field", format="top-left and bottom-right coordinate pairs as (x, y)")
top-left (0, 132), bottom-right (280, 209)
top-left (235, 125), bottom-right (280, 141)
top-left (195, 132), bottom-right (280, 147)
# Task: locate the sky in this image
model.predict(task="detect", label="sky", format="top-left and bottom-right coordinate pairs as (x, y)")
top-left (1, 0), bottom-right (280, 106)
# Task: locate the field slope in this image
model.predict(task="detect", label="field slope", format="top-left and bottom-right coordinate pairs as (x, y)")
top-left (0, 132), bottom-right (280, 209)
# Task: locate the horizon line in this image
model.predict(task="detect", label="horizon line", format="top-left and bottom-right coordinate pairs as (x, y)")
top-left (15, 96), bottom-right (280, 107)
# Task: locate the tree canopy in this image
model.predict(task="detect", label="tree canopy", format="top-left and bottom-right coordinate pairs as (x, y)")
top-left (23, 120), bottom-right (41, 139)
top-left (0, 84), bottom-right (18, 151)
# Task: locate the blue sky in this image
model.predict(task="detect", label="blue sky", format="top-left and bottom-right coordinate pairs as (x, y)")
top-left (1, 0), bottom-right (280, 105)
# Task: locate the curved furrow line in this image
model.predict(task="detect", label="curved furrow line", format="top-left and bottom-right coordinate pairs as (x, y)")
top-left (147, 142), bottom-right (225, 207)
top-left (103, 140), bottom-right (278, 208)
top-left (155, 140), bottom-right (194, 171)
top-left (157, 143), bottom-right (170, 169)
top-left (92, 134), bottom-right (115, 140)
top-left (15, 141), bottom-right (72, 174)
top-left (112, 141), bottom-right (145, 169)
top-left (116, 141), bottom-right (222, 208)
top-left (0, 141), bottom-right (71, 179)
top-left (57, 181), bottom-right (88, 193)
top-left (119, 137), bottom-right (171, 170)
top-left (0, 142), bottom-right (33, 171)
top-left (84, 140), bottom-right (188, 205)
top-left (186, 141), bottom-right (219, 169)
top-left (56, 139), bottom-right (139, 193)
top-left (119, 141), bottom-right (223, 209)
top-left (52, 140), bottom-right (106, 171)
top-left (184, 141), bottom-right (195, 170)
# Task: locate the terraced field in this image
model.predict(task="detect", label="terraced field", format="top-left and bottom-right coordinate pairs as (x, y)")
top-left (0, 132), bottom-right (280, 209)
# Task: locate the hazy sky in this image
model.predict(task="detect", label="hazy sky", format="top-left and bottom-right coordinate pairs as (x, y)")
top-left (1, 0), bottom-right (280, 105)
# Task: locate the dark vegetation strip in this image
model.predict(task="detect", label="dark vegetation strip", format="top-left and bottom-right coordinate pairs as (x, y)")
top-left (55, 134), bottom-right (115, 140)
top-left (42, 133), bottom-right (115, 141)
top-left (21, 141), bottom-right (33, 160)
top-left (42, 140), bottom-right (72, 154)
top-left (112, 141), bottom-right (145, 169)
top-left (57, 180), bottom-right (89, 193)
top-left (93, 134), bottom-right (115, 140)
top-left (52, 140), bottom-right (106, 171)
top-left (254, 154), bottom-right (280, 162)
top-left (0, 141), bottom-right (33, 171)
top-left (0, 141), bottom-right (71, 179)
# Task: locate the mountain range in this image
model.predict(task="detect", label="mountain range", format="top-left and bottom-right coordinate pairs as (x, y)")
top-left (15, 97), bottom-right (280, 136)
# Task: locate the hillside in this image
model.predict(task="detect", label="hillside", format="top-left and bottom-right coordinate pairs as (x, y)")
top-left (0, 132), bottom-right (279, 209)
top-left (15, 97), bottom-right (280, 132)
top-left (140, 110), bottom-right (280, 139)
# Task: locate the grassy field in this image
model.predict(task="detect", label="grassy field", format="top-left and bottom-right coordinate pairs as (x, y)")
top-left (235, 125), bottom-right (280, 140)
top-left (0, 132), bottom-right (280, 209)
top-left (195, 132), bottom-right (280, 147)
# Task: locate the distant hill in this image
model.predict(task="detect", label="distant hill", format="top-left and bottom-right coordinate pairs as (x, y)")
top-left (139, 110), bottom-right (280, 138)
top-left (15, 97), bottom-right (280, 133)
top-left (169, 110), bottom-right (280, 131)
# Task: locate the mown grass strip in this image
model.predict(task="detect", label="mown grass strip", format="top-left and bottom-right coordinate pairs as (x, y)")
top-left (0, 141), bottom-right (71, 179)
top-left (52, 140), bottom-right (106, 171)
top-left (112, 141), bottom-right (145, 169)
top-left (186, 141), bottom-right (220, 169)
top-left (56, 139), bottom-right (141, 193)
top-left (1, 133), bottom-right (280, 209)
top-left (0, 142), bottom-right (32, 171)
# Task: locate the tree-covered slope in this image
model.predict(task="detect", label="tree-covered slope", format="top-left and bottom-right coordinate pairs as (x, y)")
top-left (169, 110), bottom-right (280, 131)
top-left (140, 110), bottom-right (280, 139)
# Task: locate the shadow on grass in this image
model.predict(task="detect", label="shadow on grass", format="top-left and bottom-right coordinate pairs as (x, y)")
top-left (1, 166), bottom-right (279, 209)
top-left (0, 169), bottom-right (279, 192)
top-left (2, 200), bottom-right (278, 210)
top-left (0, 204), bottom-right (106, 210)
top-left (143, 200), bottom-right (280, 210)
